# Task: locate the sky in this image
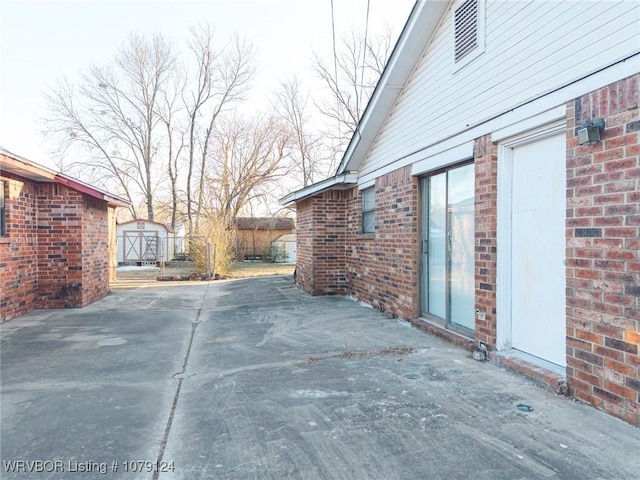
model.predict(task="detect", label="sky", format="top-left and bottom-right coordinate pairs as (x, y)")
top-left (0, 0), bottom-right (415, 170)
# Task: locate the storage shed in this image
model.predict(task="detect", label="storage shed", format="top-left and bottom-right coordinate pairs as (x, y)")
top-left (117, 219), bottom-right (174, 265)
top-left (271, 233), bottom-right (297, 264)
top-left (234, 217), bottom-right (295, 261)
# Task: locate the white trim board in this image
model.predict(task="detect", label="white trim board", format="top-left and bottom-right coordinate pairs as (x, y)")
top-left (356, 58), bottom-right (636, 185)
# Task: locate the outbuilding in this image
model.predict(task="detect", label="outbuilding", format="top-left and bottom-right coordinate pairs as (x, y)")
top-left (234, 217), bottom-right (295, 261)
top-left (0, 147), bottom-right (130, 322)
top-left (271, 233), bottom-right (297, 264)
top-left (116, 219), bottom-right (175, 265)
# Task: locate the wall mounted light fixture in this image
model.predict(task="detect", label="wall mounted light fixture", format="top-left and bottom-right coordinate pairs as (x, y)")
top-left (577, 118), bottom-right (605, 146)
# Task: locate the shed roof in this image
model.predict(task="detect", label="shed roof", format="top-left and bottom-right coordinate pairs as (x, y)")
top-left (0, 146), bottom-right (131, 208)
top-left (117, 218), bottom-right (174, 233)
top-left (273, 233), bottom-right (296, 243)
top-left (234, 217), bottom-right (295, 231)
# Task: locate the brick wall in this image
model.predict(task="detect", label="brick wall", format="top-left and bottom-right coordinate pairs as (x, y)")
top-left (82, 196), bottom-right (110, 306)
top-left (345, 166), bottom-right (419, 319)
top-left (295, 191), bottom-right (348, 295)
top-left (565, 74), bottom-right (640, 426)
top-left (474, 136), bottom-right (498, 348)
top-left (295, 167), bottom-right (418, 317)
top-left (295, 197), bottom-right (314, 294)
top-left (36, 184), bottom-right (84, 308)
top-left (1, 171), bottom-right (115, 322)
top-left (0, 174), bottom-right (39, 321)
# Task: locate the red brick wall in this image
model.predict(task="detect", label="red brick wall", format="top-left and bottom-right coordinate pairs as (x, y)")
top-left (295, 167), bottom-right (419, 318)
top-left (565, 74), bottom-right (640, 426)
top-left (1, 170), bottom-right (115, 322)
top-left (36, 183), bottom-right (84, 308)
top-left (294, 197), bottom-right (315, 294)
top-left (474, 136), bottom-right (498, 348)
top-left (82, 196), bottom-right (110, 306)
top-left (295, 191), bottom-right (348, 295)
top-left (345, 166), bottom-right (419, 319)
top-left (0, 174), bottom-right (39, 321)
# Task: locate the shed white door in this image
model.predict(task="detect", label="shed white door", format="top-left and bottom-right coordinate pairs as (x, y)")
top-left (123, 231), bottom-right (159, 262)
top-left (285, 241), bottom-right (297, 263)
top-left (510, 133), bottom-right (566, 366)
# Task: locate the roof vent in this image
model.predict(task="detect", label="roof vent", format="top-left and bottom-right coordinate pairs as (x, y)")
top-left (454, 0), bottom-right (479, 62)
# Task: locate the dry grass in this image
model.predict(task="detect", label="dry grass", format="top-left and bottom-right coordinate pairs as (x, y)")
top-left (115, 261), bottom-right (294, 281)
top-left (115, 263), bottom-right (196, 280)
top-left (301, 346), bottom-right (416, 365)
top-left (226, 262), bottom-right (295, 279)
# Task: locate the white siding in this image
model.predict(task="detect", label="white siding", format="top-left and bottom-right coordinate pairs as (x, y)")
top-left (360, 0), bottom-right (639, 177)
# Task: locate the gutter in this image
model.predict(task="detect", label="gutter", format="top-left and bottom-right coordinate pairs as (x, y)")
top-left (279, 172), bottom-right (358, 207)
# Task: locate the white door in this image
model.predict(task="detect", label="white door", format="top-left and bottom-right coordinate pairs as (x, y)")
top-left (510, 133), bottom-right (566, 366)
top-left (285, 241), bottom-right (297, 263)
top-left (123, 231), bottom-right (159, 262)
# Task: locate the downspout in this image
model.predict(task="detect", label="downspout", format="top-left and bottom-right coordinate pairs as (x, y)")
top-left (36, 183), bottom-right (39, 307)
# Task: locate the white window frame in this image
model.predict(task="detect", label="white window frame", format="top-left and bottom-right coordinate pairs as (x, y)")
top-left (362, 187), bottom-right (375, 234)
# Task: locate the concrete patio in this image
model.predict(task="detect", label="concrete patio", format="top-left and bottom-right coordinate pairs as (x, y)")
top-left (1, 276), bottom-right (639, 479)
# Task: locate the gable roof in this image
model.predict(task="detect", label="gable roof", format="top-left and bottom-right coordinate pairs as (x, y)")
top-left (0, 146), bottom-right (131, 208)
top-left (336, 0), bottom-right (449, 175)
top-left (280, 0), bottom-right (449, 206)
top-left (234, 217), bottom-right (295, 231)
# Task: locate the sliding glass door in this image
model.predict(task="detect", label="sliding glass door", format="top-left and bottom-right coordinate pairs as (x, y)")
top-left (421, 163), bottom-right (475, 333)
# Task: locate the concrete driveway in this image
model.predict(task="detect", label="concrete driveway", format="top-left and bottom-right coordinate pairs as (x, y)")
top-left (1, 276), bottom-right (639, 479)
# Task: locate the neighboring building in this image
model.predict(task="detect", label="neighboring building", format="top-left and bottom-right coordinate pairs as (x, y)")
top-left (282, 0), bottom-right (640, 425)
top-left (116, 219), bottom-right (175, 265)
top-left (234, 217), bottom-right (295, 260)
top-left (0, 147), bottom-right (130, 322)
top-left (271, 233), bottom-right (297, 264)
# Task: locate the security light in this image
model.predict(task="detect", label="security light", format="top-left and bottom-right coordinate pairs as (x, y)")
top-left (577, 118), bottom-right (605, 146)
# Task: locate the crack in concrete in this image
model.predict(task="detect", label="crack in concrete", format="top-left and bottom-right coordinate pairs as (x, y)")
top-left (301, 346), bottom-right (416, 364)
top-left (152, 284), bottom-right (209, 480)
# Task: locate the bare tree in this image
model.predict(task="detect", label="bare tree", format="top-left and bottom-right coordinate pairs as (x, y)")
top-left (205, 114), bottom-right (291, 224)
top-left (157, 72), bottom-right (187, 230)
top-left (45, 78), bottom-right (140, 218)
top-left (313, 28), bottom-right (396, 158)
top-left (45, 33), bottom-right (176, 220)
top-left (183, 26), bottom-right (255, 234)
top-left (275, 76), bottom-right (328, 188)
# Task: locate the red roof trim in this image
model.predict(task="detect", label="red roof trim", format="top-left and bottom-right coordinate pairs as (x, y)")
top-left (55, 174), bottom-right (130, 208)
top-left (0, 147), bottom-right (130, 208)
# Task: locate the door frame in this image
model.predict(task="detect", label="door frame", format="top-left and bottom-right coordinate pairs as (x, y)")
top-left (496, 121), bottom-right (566, 353)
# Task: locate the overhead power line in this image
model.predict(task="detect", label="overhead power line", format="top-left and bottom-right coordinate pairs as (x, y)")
top-left (361, 0), bottom-right (371, 104)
